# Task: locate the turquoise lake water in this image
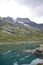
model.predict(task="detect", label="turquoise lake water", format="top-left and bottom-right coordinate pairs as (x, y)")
top-left (0, 43), bottom-right (43, 65)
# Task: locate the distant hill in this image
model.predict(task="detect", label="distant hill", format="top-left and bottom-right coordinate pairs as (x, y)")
top-left (0, 17), bottom-right (43, 42)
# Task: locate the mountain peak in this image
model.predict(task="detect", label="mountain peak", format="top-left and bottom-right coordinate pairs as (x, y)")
top-left (16, 17), bottom-right (31, 22)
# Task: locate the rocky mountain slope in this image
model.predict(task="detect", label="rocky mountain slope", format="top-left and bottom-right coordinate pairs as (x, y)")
top-left (0, 17), bottom-right (43, 42)
top-left (16, 17), bottom-right (43, 31)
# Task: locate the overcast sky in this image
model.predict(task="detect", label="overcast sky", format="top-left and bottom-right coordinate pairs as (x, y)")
top-left (0, 0), bottom-right (43, 23)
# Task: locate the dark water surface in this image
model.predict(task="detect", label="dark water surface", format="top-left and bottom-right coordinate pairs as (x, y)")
top-left (0, 43), bottom-right (43, 65)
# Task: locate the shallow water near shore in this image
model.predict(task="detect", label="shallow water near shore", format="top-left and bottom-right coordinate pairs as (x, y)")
top-left (0, 42), bottom-right (43, 65)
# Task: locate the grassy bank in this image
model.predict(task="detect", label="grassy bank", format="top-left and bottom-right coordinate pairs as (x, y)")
top-left (37, 63), bottom-right (43, 65)
top-left (0, 30), bottom-right (43, 42)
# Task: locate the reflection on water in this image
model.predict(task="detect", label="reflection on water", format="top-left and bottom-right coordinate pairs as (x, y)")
top-left (39, 54), bottom-right (43, 59)
top-left (0, 50), bottom-right (43, 65)
top-left (14, 62), bottom-right (18, 65)
top-left (3, 50), bottom-right (11, 55)
top-left (30, 58), bottom-right (43, 65)
top-left (0, 42), bottom-right (43, 65)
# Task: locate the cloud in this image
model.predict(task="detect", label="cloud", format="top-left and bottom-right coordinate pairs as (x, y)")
top-left (15, 0), bottom-right (43, 7)
top-left (0, 0), bottom-right (43, 23)
top-left (15, 0), bottom-right (43, 17)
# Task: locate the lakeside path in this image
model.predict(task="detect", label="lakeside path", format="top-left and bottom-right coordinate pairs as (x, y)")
top-left (0, 41), bottom-right (43, 45)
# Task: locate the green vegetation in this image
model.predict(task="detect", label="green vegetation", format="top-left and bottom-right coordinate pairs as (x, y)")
top-left (37, 63), bottom-right (43, 65)
top-left (0, 31), bottom-right (43, 42)
top-left (0, 17), bottom-right (43, 42)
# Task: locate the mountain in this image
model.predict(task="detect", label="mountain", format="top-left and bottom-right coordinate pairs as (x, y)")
top-left (16, 17), bottom-right (43, 31)
top-left (3, 16), bottom-right (15, 22)
top-left (0, 17), bottom-right (43, 42)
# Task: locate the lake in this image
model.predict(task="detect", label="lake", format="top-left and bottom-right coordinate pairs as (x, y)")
top-left (0, 42), bottom-right (43, 65)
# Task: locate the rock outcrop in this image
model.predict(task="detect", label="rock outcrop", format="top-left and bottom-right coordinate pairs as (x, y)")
top-left (24, 44), bottom-right (43, 54)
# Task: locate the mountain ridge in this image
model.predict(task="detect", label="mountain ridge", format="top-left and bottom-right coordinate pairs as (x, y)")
top-left (16, 17), bottom-right (43, 31)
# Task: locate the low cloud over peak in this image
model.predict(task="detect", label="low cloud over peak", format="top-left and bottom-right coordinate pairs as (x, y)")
top-left (15, 0), bottom-right (43, 17)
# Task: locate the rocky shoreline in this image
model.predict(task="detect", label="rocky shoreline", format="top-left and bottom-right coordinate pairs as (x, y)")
top-left (24, 44), bottom-right (43, 54)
